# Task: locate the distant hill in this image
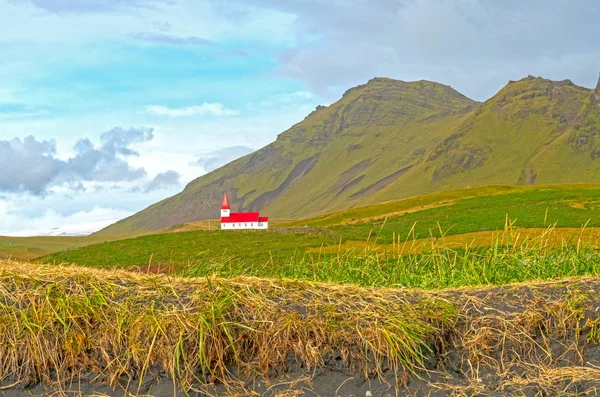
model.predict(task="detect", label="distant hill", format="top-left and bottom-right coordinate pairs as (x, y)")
top-left (97, 74), bottom-right (600, 236)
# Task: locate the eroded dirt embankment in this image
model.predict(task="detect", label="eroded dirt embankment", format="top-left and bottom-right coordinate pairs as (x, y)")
top-left (1, 261), bottom-right (600, 396)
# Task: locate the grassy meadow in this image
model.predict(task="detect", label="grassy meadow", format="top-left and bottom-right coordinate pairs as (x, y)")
top-left (36, 185), bottom-right (600, 290)
top-left (39, 226), bottom-right (600, 290)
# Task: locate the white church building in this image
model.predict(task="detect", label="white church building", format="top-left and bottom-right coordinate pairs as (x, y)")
top-left (220, 193), bottom-right (269, 230)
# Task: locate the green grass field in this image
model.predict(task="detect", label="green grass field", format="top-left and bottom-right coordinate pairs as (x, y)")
top-left (42, 229), bottom-right (333, 269)
top-left (39, 185), bottom-right (600, 290)
top-left (325, 185), bottom-right (600, 242)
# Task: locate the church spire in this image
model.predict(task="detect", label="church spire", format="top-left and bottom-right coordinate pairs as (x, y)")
top-left (220, 193), bottom-right (231, 218)
top-left (221, 193), bottom-right (230, 210)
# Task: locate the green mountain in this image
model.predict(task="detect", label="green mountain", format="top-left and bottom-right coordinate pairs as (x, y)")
top-left (98, 75), bottom-right (600, 236)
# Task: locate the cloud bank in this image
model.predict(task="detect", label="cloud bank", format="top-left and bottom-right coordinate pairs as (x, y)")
top-left (0, 127), bottom-right (182, 195)
top-left (193, 146), bottom-right (255, 172)
top-left (222, 0), bottom-right (600, 101)
top-left (0, 199), bottom-right (132, 236)
top-left (20, 0), bottom-right (172, 13)
top-left (143, 170), bottom-right (181, 192)
top-left (0, 136), bottom-right (61, 195)
top-left (130, 32), bottom-right (214, 46)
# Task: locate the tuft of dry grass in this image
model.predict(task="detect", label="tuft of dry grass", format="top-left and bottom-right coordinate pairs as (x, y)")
top-left (0, 260), bottom-right (453, 395)
top-left (314, 225), bottom-right (600, 256)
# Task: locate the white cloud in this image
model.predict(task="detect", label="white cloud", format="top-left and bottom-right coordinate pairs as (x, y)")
top-left (233, 0), bottom-right (600, 101)
top-left (255, 90), bottom-right (314, 107)
top-left (247, 90), bottom-right (321, 114)
top-left (142, 170), bottom-right (181, 192)
top-left (21, 0), bottom-right (171, 14)
top-left (0, 0), bottom-right (295, 46)
top-left (0, 200), bottom-right (132, 236)
top-left (0, 109), bottom-right (50, 119)
top-left (130, 32), bottom-right (215, 46)
top-left (0, 181), bottom-right (186, 236)
top-left (0, 127), bottom-right (156, 195)
top-left (143, 103), bottom-right (239, 117)
top-left (192, 145), bottom-right (255, 172)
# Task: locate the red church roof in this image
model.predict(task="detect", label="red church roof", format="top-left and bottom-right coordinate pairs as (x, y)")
top-left (221, 193), bottom-right (230, 210)
top-left (221, 213), bottom-right (269, 223)
top-left (220, 192), bottom-right (269, 224)
top-left (222, 212), bottom-right (260, 223)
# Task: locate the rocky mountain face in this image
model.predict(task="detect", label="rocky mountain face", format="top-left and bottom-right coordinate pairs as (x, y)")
top-left (98, 75), bottom-right (600, 236)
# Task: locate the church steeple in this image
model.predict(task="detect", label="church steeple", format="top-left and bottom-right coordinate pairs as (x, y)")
top-left (220, 193), bottom-right (231, 218)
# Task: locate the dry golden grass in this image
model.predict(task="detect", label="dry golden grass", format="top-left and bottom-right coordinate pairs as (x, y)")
top-left (310, 225), bottom-right (600, 256)
top-left (0, 260), bottom-right (453, 395)
top-left (324, 200), bottom-right (457, 226)
top-left (2, 260), bottom-right (600, 395)
top-left (158, 220), bottom-right (220, 233)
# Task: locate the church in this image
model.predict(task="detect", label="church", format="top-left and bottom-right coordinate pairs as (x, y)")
top-left (220, 193), bottom-right (269, 230)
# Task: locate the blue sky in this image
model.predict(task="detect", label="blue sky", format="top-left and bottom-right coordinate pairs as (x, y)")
top-left (0, 0), bottom-right (599, 235)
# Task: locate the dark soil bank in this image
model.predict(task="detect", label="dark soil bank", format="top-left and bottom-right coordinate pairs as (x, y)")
top-left (0, 370), bottom-right (417, 397)
top-left (3, 356), bottom-right (600, 397)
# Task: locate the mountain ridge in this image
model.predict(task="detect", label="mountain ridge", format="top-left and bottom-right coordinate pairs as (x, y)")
top-left (97, 74), bottom-right (600, 236)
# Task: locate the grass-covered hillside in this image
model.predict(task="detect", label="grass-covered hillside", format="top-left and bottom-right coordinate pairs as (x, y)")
top-left (98, 75), bottom-right (600, 236)
top-left (43, 185), bottom-right (600, 282)
top-left (294, 184), bottom-right (600, 241)
top-left (98, 78), bottom-right (478, 235)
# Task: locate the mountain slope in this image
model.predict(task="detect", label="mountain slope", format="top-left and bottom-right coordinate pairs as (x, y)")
top-left (98, 75), bottom-right (600, 236)
top-left (99, 78), bottom-right (478, 235)
top-left (370, 75), bottom-right (600, 204)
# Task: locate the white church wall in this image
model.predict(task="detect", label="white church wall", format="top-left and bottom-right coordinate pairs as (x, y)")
top-left (221, 222), bottom-right (269, 230)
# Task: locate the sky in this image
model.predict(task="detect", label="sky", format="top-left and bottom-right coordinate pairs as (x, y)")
top-left (0, 0), bottom-right (598, 236)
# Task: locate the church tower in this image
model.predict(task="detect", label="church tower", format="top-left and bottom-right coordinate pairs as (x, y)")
top-left (221, 193), bottom-right (231, 218)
